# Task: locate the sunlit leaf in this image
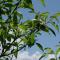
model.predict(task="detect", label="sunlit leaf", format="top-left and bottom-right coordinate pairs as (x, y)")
top-left (44, 48), bottom-right (54, 54)
top-left (51, 22), bottom-right (59, 31)
top-left (40, 12), bottom-right (49, 16)
top-left (55, 12), bottom-right (60, 17)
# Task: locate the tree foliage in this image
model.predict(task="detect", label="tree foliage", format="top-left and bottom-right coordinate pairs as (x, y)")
top-left (0, 0), bottom-right (60, 60)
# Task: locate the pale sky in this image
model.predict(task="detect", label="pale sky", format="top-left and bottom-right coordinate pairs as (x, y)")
top-left (13, 51), bottom-right (47, 60)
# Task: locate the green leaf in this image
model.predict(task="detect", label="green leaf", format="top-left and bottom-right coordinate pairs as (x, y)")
top-left (36, 43), bottom-right (44, 51)
top-left (51, 22), bottom-right (59, 31)
top-left (56, 25), bottom-right (59, 31)
top-left (39, 53), bottom-right (46, 60)
top-left (28, 33), bottom-right (35, 47)
top-left (40, 12), bottom-right (49, 20)
top-left (23, 33), bottom-right (35, 47)
top-left (48, 27), bottom-right (56, 36)
top-left (19, 24), bottom-right (27, 30)
top-left (44, 48), bottom-right (54, 54)
top-left (30, 33), bottom-right (35, 43)
top-left (4, 2), bottom-right (13, 7)
top-left (55, 12), bottom-right (60, 17)
top-left (35, 14), bottom-right (39, 19)
top-left (17, 12), bottom-right (23, 20)
top-left (50, 16), bottom-right (58, 21)
top-left (40, 25), bottom-right (49, 32)
top-left (20, 0), bottom-right (34, 11)
top-left (40, 12), bottom-right (49, 16)
top-left (40, 0), bottom-right (45, 6)
top-left (4, 0), bottom-right (13, 2)
top-left (13, 42), bottom-right (18, 46)
top-left (56, 48), bottom-right (60, 55)
top-left (13, 49), bottom-right (18, 58)
top-left (24, 20), bottom-right (33, 28)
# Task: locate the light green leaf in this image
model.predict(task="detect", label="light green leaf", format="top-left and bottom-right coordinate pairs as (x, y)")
top-left (19, 25), bottom-right (27, 30)
top-left (40, 12), bottom-right (49, 16)
top-left (40, 0), bottom-right (45, 6)
top-left (50, 16), bottom-right (58, 21)
top-left (55, 12), bottom-right (60, 17)
top-left (40, 12), bottom-right (49, 21)
top-left (44, 48), bottom-right (54, 54)
top-left (56, 48), bottom-right (60, 55)
top-left (51, 22), bottom-right (59, 31)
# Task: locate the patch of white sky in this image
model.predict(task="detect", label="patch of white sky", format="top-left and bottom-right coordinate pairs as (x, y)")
top-left (12, 51), bottom-right (60, 60)
top-left (12, 51), bottom-right (46, 60)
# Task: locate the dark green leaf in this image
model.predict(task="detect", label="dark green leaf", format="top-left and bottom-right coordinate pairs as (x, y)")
top-left (20, 0), bottom-right (34, 11)
top-left (40, 25), bottom-right (49, 32)
top-left (36, 43), bottom-right (44, 51)
top-left (17, 12), bottom-right (23, 20)
top-left (48, 27), bottom-right (56, 36)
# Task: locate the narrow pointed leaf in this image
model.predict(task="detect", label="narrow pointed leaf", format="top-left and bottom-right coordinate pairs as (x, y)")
top-left (36, 43), bottom-right (44, 51)
top-left (39, 53), bottom-right (46, 60)
top-left (48, 27), bottom-right (56, 36)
